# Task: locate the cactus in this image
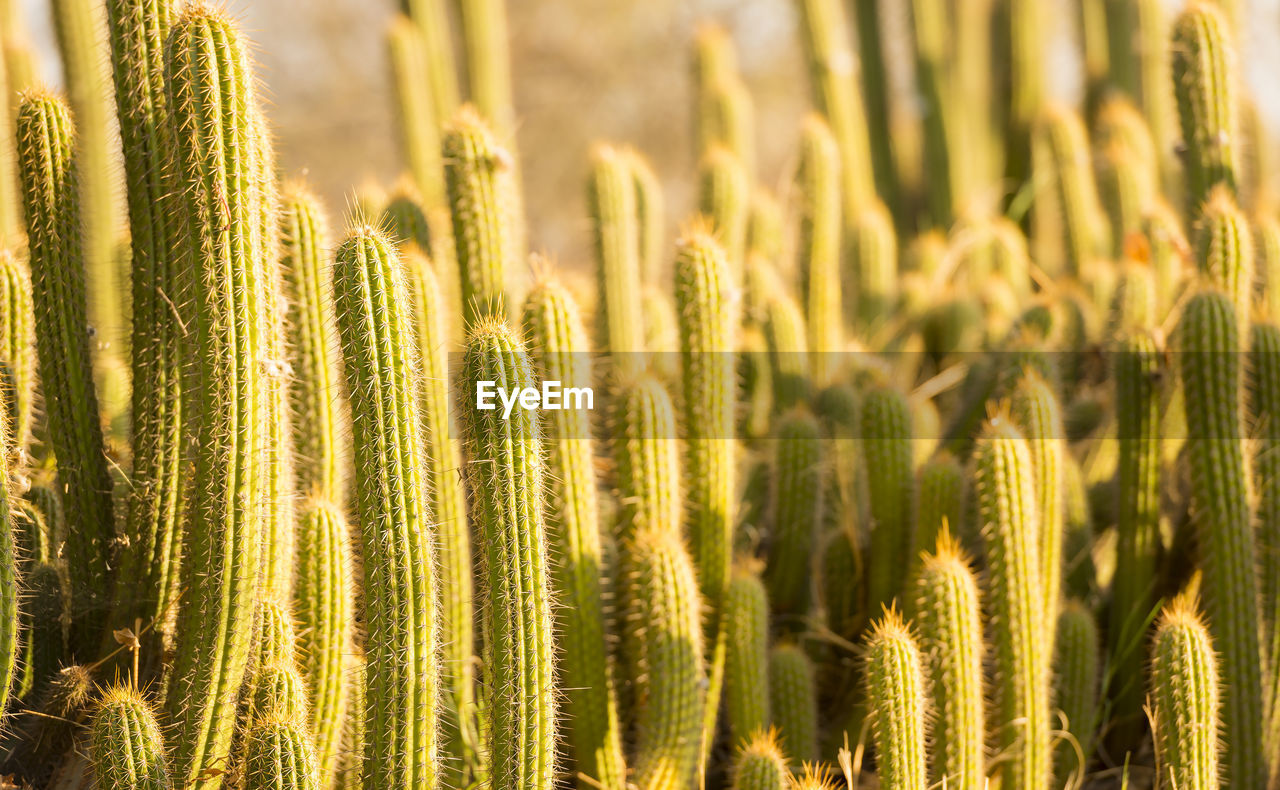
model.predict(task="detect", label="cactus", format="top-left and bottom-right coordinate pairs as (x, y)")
top-left (332, 227), bottom-right (439, 790)
top-left (1009, 371), bottom-right (1064, 638)
top-left (612, 373), bottom-right (681, 544)
top-left (1053, 600), bottom-right (1100, 789)
top-left (1142, 200), bottom-right (1191, 319)
top-left (1031, 106), bottom-right (1108, 277)
top-left (862, 385), bottom-right (914, 611)
top-left (730, 731), bottom-right (789, 790)
top-left (453, 0), bottom-right (515, 138)
top-left (399, 248), bottom-right (477, 784)
top-left (443, 107), bottom-right (513, 328)
top-left (522, 280), bottom-right (627, 790)
top-left (762, 291), bottom-right (810, 412)
top-left (0, 250), bottom-right (33, 451)
top-left (336, 653), bottom-right (366, 790)
top-left (1149, 595), bottom-right (1220, 790)
top-left (50, 0), bottom-right (124, 345)
top-left (915, 452), bottom-right (965, 558)
top-left (764, 411), bottom-right (823, 619)
top-left (1193, 188), bottom-right (1253, 338)
top-left (693, 30), bottom-right (754, 177)
top-left (1249, 321), bottom-right (1280, 770)
top-left (911, 532), bottom-right (983, 790)
top-left (388, 16), bottom-right (444, 210)
top-left (850, 0), bottom-right (894, 212)
top-left (793, 0), bottom-right (874, 211)
top-left (1176, 287), bottom-right (1265, 786)
top-left (19, 560), bottom-right (64, 703)
top-left (697, 146), bottom-right (749, 275)
top-left (620, 525), bottom-right (706, 790)
top-left (15, 92), bottom-right (116, 651)
top-left (908, 0), bottom-right (957, 226)
top-left (245, 662), bottom-right (311, 726)
top-left (89, 686), bottom-right (171, 790)
top-left (863, 611), bottom-right (928, 790)
top-left (973, 417), bottom-right (1051, 790)
top-left (590, 144), bottom-right (645, 364)
top-left (674, 227), bottom-right (737, 765)
top-left (1002, 0), bottom-right (1046, 193)
top-left (242, 716), bottom-right (321, 790)
top-left (1109, 329), bottom-right (1163, 733)
top-left (724, 566), bottom-right (770, 749)
top-left (0, 409), bottom-right (17, 724)
top-left (767, 644), bottom-right (818, 764)
top-left (793, 115), bottom-right (842, 385)
top-left (1256, 215), bottom-right (1280, 319)
top-left (847, 200), bottom-right (897, 329)
top-left (291, 500), bottom-right (353, 788)
top-left (627, 149), bottom-right (665, 287)
top-left (460, 320), bottom-right (557, 790)
top-left (1172, 2), bottom-right (1239, 213)
top-left (746, 189), bottom-right (784, 266)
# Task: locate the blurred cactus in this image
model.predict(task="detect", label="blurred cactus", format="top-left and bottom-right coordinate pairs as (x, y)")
top-left (725, 566), bottom-right (770, 749)
top-left (767, 644), bottom-right (818, 764)
top-left (1172, 2), bottom-right (1239, 213)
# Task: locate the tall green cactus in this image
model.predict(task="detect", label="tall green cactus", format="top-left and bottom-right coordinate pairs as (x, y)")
top-left (767, 644), bottom-right (818, 764)
top-left (0, 408), bottom-right (16, 726)
top-left (1031, 105), bottom-right (1108, 278)
top-left (1193, 188), bottom-right (1253, 338)
top-left (1053, 600), bottom-right (1100, 789)
top-left (242, 716), bottom-right (321, 790)
top-left (1177, 287), bottom-right (1265, 786)
top-left (847, 200), bottom-right (898, 329)
top-left (400, 248), bottom-right (477, 785)
top-left (730, 731), bottom-right (789, 790)
top-left (1250, 321), bottom-right (1280, 771)
top-left (1149, 595), bottom-right (1221, 790)
top-left (911, 531), bottom-right (983, 790)
top-left (1003, 0), bottom-right (1046, 195)
top-left (161, 12), bottom-right (277, 784)
top-left (851, 0), bottom-right (894, 212)
top-left (0, 250), bottom-right (33, 451)
top-left (765, 411), bottom-right (822, 620)
top-left (724, 565), bottom-right (770, 749)
top-left (460, 320), bottom-right (557, 790)
top-left (697, 146), bottom-right (749, 275)
top-left (444, 107), bottom-right (513, 328)
top-left (762, 292), bottom-right (810, 412)
top-left (1172, 2), bottom-right (1239, 213)
top-left (15, 92), bottom-right (116, 652)
top-left (388, 16), bottom-right (444, 208)
top-left (914, 452), bottom-right (965, 558)
top-left (1009, 371), bottom-right (1064, 641)
top-left (863, 611), bottom-right (928, 790)
top-left (612, 373), bottom-right (681, 544)
top-left (862, 385), bottom-right (914, 611)
top-left (621, 525), bottom-right (706, 790)
top-left (89, 686), bottom-right (171, 790)
top-left (453, 0), bottom-right (514, 139)
top-left (908, 0), bottom-right (957, 227)
top-left (674, 227), bottom-right (737, 766)
top-left (794, 114), bottom-right (842, 385)
top-left (332, 227), bottom-right (439, 790)
top-left (291, 500), bottom-right (353, 789)
top-left (590, 144), bottom-right (645, 364)
top-left (522, 279), bottom-right (627, 790)
top-left (973, 417), bottom-right (1051, 790)
top-left (626, 148), bottom-right (665, 287)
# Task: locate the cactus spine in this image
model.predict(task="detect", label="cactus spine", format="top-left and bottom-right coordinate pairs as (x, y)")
top-left (794, 115), bottom-right (842, 385)
top-left (767, 644), bottom-right (818, 764)
top-left (1149, 595), bottom-right (1221, 790)
top-left (724, 566), bottom-right (770, 748)
top-left (15, 92), bottom-right (115, 650)
top-left (522, 280), bottom-right (627, 790)
top-left (1053, 600), bottom-right (1100, 788)
top-left (89, 686), bottom-right (171, 790)
top-left (730, 731), bottom-right (789, 790)
top-left (973, 418), bottom-right (1051, 790)
top-left (1177, 288), bottom-right (1265, 786)
top-left (863, 612), bottom-right (928, 790)
top-left (862, 386), bottom-right (914, 611)
top-left (242, 717), bottom-right (321, 790)
top-left (332, 228), bottom-right (438, 790)
top-left (444, 108), bottom-right (513, 328)
top-left (621, 526), bottom-right (706, 790)
top-left (590, 145), bottom-right (645, 363)
top-left (1172, 2), bottom-right (1239, 212)
top-left (460, 321), bottom-right (557, 790)
top-left (765, 411), bottom-right (822, 619)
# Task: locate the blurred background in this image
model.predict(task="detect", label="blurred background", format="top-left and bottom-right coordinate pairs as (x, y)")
top-left (12, 0), bottom-right (1280, 267)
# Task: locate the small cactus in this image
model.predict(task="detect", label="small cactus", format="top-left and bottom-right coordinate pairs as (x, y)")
top-left (697, 146), bottom-right (749, 274)
top-left (241, 716), bottom-right (321, 790)
top-left (764, 411), bottom-right (823, 620)
top-left (767, 644), bottom-right (818, 765)
top-left (1192, 188), bottom-right (1253, 339)
top-left (388, 15), bottom-right (444, 207)
top-left (1149, 595), bottom-right (1220, 790)
top-left (0, 250), bottom-right (33, 453)
top-left (611, 374), bottom-right (681, 544)
top-left (862, 385), bottom-right (914, 611)
top-left (863, 611), bottom-right (928, 790)
top-left (730, 731), bottom-right (789, 790)
top-left (1053, 601), bottom-right (1101, 789)
top-left (89, 686), bottom-right (171, 790)
top-left (724, 566), bottom-right (770, 749)
top-left (1171, 1), bottom-right (1239, 212)
top-left (793, 114), bottom-right (842, 384)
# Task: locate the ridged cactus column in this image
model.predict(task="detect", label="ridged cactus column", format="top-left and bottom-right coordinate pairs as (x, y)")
top-left (862, 385), bottom-right (913, 611)
top-left (863, 612), bottom-right (928, 790)
top-left (242, 717), bottom-right (321, 790)
top-left (388, 17), bottom-right (444, 208)
top-left (1172, 2), bottom-right (1239, 212)
top-left (674, 227), bottom-right (737, 765)
top-left (1193, 189), bottom-right (1252, 338)
top-left (793, 115), bottom-right (842, 385)
top-left (162, 11), bottom-right (274, 785)
top-left (731, 732), bottom-right (789, 790)
top-left (0, 410), bottom-right (16, 725)
top-left (1009, 371), bottom-right (1064, 639)
top-left (767, 644), bottom-right (818, 764)
top-left (333, 228), bottom-right (439, 790)
top-left (764, 411), bottom-right (822, 620)
top-left (612, 374), bottom-right (681, 544)
top-left (1149, 595), bottom-right (1221, 790)
top-left (1053, 600), bottom-right (1100, 788)
top-left (973, 418), bottom-right (1050, 790)
top-left (522, 280), bottom-right (626, 790)
top-left (1002, 0), bottom-right (1046, 194)
top-left (89, 686), bottom-right (171, 790)
top-left (453, 0), bottom-right (514, 139)
top-left (15, 92), bottom-right (115, 652)
top-left (1177, 288), bottom-right (1265, 786)
top-left (589, 145), bottom-right (644, 366)
top-left (460, 321), bottom-right (557, 790)
top-left (0, 251), bottom-right (33, 451)
top-left (1250, 322), bottom-right (1280, 769)
top-left (724, 566), bottom-right (770, 748)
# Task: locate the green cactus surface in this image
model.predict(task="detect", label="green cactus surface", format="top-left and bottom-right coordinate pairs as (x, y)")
top-left (1149, 595), bottom-right (1221, 790)
top-left (89, 686), bottom-right (171, 790)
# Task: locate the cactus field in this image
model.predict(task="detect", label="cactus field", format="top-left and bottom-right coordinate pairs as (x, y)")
top-left (1, 0), bottom-right (1280, 788)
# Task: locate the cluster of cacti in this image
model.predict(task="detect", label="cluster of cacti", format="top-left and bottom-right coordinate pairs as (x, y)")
top-left (2, 1), bottom-right (1280, 789)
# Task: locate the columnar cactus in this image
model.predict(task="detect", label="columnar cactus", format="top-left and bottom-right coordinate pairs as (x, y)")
top-left (746, 189), bottom-right (784, 265)
top-left (724, 566), bottom-right (770, 748)
top-left (620, 525), bottom-right (706, 790)
top-left (1009, 371), bottom-right (1064, 637)
top-left (242, 716), bottom-right (321, 790)
top-left (453, 0), bottom-right (515, 138)
top-left (730, 731), bottom-right (789, 790)
top-left (848, 200), bottom-right (898, 329)
top-left (1032, 106), bottom-right (1108, 277)
top-left (400, 248), bottom-right (477, 785)
top-left (767, 644), bottom-right (818, 764)
top-left (1250, 321), bottom-right (1280, 768)
top-left (19, 561), bottom-right (63, 703)
top-left (1053, 600), bottom-right (1100, 789)
top-left (1142, 200), bottom-right (1191, 319)
top-left (15, 92), bottom-right (115, 651)
top-left (443, 107), bottom-right (513, 328)
top-left (862, 385), bottom-right (914, 611)
top-left (915, 452), bottom-right (965, 558)
top-left (0, 409), bottom-right (16, 723)
top-left (397, 0), bottom-right (457, 123)
top-left (697, 146), bottom-right (749, 274)
top-left (908, 0), bottom-right (956, 227)
top-left (291, 500), bottom-right (353, 788)
top-left (332, 227), bottom-right (439, 790)
top-left (762, 292), bottom-right (810, 411)
top-left (911, 532), bottom-right (983, 790)
top-left (612, 374), bottom-right (681, 543)
top-left (793, 115), bottom-right (842, 385)
top-left (1172, 2), bottom-right (1239, 212)
top-left (1177, 287), bottom-right (1264, 786)
top-left (973, 417), bottom-right (1051, 790)
top-left (388, 15), bottom-right (444, 207)
top-left (589, 144), bottom-right (645, 364)
top-left (1193, 188), bottom-right (1253, 338)
top-left (1149, 595), bottom-right (1221, 790)
top-left (89, 686), bottom-right (171, 790)
top-left (626, 149), bottom-right (665, 287)
top-left (522, 280), bottom-right (627, 790)
top-left (1003, 0), bottom-right (1046, 191)
top-left (764, 411), bottom-right (822, 619)
top-left (460, 321), bottom-right (557, 790)
top-left (863, 611), bottom-right (928, 790)
top-left (0, 250), bottom-right (33, 451)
